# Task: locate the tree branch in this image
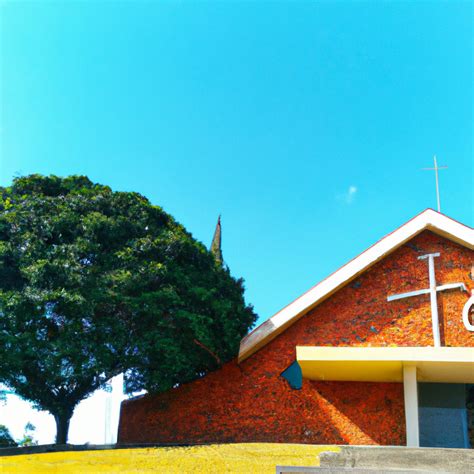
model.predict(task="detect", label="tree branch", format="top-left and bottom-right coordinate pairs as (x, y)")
top-left (193, 339), bottom-right (222, 365)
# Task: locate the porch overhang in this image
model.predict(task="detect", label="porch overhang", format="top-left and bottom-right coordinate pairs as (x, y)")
top-left (296, 346), bottom-right (474, 384)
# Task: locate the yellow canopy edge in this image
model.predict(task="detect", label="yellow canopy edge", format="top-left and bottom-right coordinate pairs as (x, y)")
top-left (296, 346), bottom-right (474, 384)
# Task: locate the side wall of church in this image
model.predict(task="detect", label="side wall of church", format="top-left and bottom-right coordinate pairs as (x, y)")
top-left (118, 231), bottom-right (474, 445)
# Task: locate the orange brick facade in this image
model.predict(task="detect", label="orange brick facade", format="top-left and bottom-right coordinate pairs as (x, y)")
top-left (118, 231), bottom-right (474, 445)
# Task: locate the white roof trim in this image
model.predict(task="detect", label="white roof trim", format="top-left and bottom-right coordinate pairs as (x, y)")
top-left (238, 209), bottom-right (474, 362)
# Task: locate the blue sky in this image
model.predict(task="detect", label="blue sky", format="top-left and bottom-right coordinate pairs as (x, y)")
top-left (1, 1), bottom-right (472, 326)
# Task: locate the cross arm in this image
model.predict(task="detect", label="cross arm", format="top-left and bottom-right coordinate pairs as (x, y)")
top-left (435, 282), bottom-right (467, 292)
top-left (387, 288), bottom-right (430, 302)
top-left (387, 282), bottom-right (467, 302)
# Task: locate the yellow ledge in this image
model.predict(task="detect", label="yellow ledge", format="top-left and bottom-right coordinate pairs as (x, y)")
top-left (296, 346), bottom-right (474, 383)
top-left (0, 444), bottom-right (340, 474)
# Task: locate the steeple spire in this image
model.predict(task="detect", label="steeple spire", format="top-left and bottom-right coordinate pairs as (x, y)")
top-left (210, 215), bottom-right (223, 265)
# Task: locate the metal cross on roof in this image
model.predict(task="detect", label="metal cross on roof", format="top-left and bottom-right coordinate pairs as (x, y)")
top-left (422, 155), bottom-right (447, 212)
top-left (387, 253), bottom-right (467, 347)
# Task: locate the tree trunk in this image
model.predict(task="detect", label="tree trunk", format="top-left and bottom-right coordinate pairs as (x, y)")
top-left (54, 412), bottom-right (72, 444)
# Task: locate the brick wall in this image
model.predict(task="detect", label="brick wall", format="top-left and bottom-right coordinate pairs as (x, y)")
top-left (118, 231), bottom-right (474, 445)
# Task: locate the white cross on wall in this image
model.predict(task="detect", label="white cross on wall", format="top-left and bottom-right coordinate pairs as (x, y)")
top-left (387, 253), bottom-right (467, 347)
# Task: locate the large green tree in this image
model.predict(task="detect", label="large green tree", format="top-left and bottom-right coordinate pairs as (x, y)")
top-left (0, 175), bottom-right (256, 443)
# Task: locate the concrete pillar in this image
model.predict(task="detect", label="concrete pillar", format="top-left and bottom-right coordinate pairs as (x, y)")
top-left (403, 364), bottom-right (419, 447)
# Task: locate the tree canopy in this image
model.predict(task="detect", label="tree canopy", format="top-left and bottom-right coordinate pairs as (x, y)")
top-left (0, 424), bottom-right (16, 447)
top-left (0, 175), bottom-right (256, 443)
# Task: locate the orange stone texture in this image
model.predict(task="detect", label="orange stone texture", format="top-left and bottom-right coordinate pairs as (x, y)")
top-left (118, 231), bottom-right (474, 445)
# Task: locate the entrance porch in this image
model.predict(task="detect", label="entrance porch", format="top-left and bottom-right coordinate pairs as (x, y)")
top-left (296, 346), bottom-right (474, 448)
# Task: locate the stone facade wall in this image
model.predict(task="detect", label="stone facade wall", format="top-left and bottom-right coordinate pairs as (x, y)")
top-left (118, 231), bottom-right (474, 445)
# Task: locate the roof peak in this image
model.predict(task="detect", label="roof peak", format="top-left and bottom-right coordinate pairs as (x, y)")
top-left (238, 209), bottom-right (473, 363)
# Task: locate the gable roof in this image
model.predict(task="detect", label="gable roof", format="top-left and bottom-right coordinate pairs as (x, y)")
top-left (238, 209), bottom-right (474, 362)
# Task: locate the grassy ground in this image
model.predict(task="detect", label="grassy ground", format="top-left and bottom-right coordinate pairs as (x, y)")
top-left (1, 443), bottom-right (340, 473)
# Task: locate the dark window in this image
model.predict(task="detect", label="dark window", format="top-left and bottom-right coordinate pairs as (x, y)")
top-left (419, 383), bottom-right (469, 448)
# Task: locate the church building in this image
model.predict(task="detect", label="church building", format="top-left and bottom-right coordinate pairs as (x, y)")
top-left (118, 209), bottom-right (474, 448)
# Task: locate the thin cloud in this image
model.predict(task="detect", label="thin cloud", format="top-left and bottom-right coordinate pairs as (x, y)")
top-left (337, 185), bottom-right (358, 204)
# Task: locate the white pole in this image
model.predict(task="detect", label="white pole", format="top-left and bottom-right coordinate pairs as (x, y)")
top-left (418, 253), bottom-right (441, 347)
top-left (403, 365), bottom-right (419, 447)
top-left (434, 155), bottom-right (441, 212)
top-left (104, 384), bottom-right (112, 444)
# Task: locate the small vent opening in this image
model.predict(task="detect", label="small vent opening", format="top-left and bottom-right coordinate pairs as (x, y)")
top-left (280, 361), bottom-right (302, 390)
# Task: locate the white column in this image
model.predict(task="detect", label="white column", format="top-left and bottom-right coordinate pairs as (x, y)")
top-left (104, 390), bottom-right (112, 444)
top-left (403, 365), bottom-right (419, 447)
top-left (104, 374), bottom-right (126, 445)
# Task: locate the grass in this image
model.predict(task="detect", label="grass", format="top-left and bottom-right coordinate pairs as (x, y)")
top-left (1, 443), bottom-right (340, 473)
